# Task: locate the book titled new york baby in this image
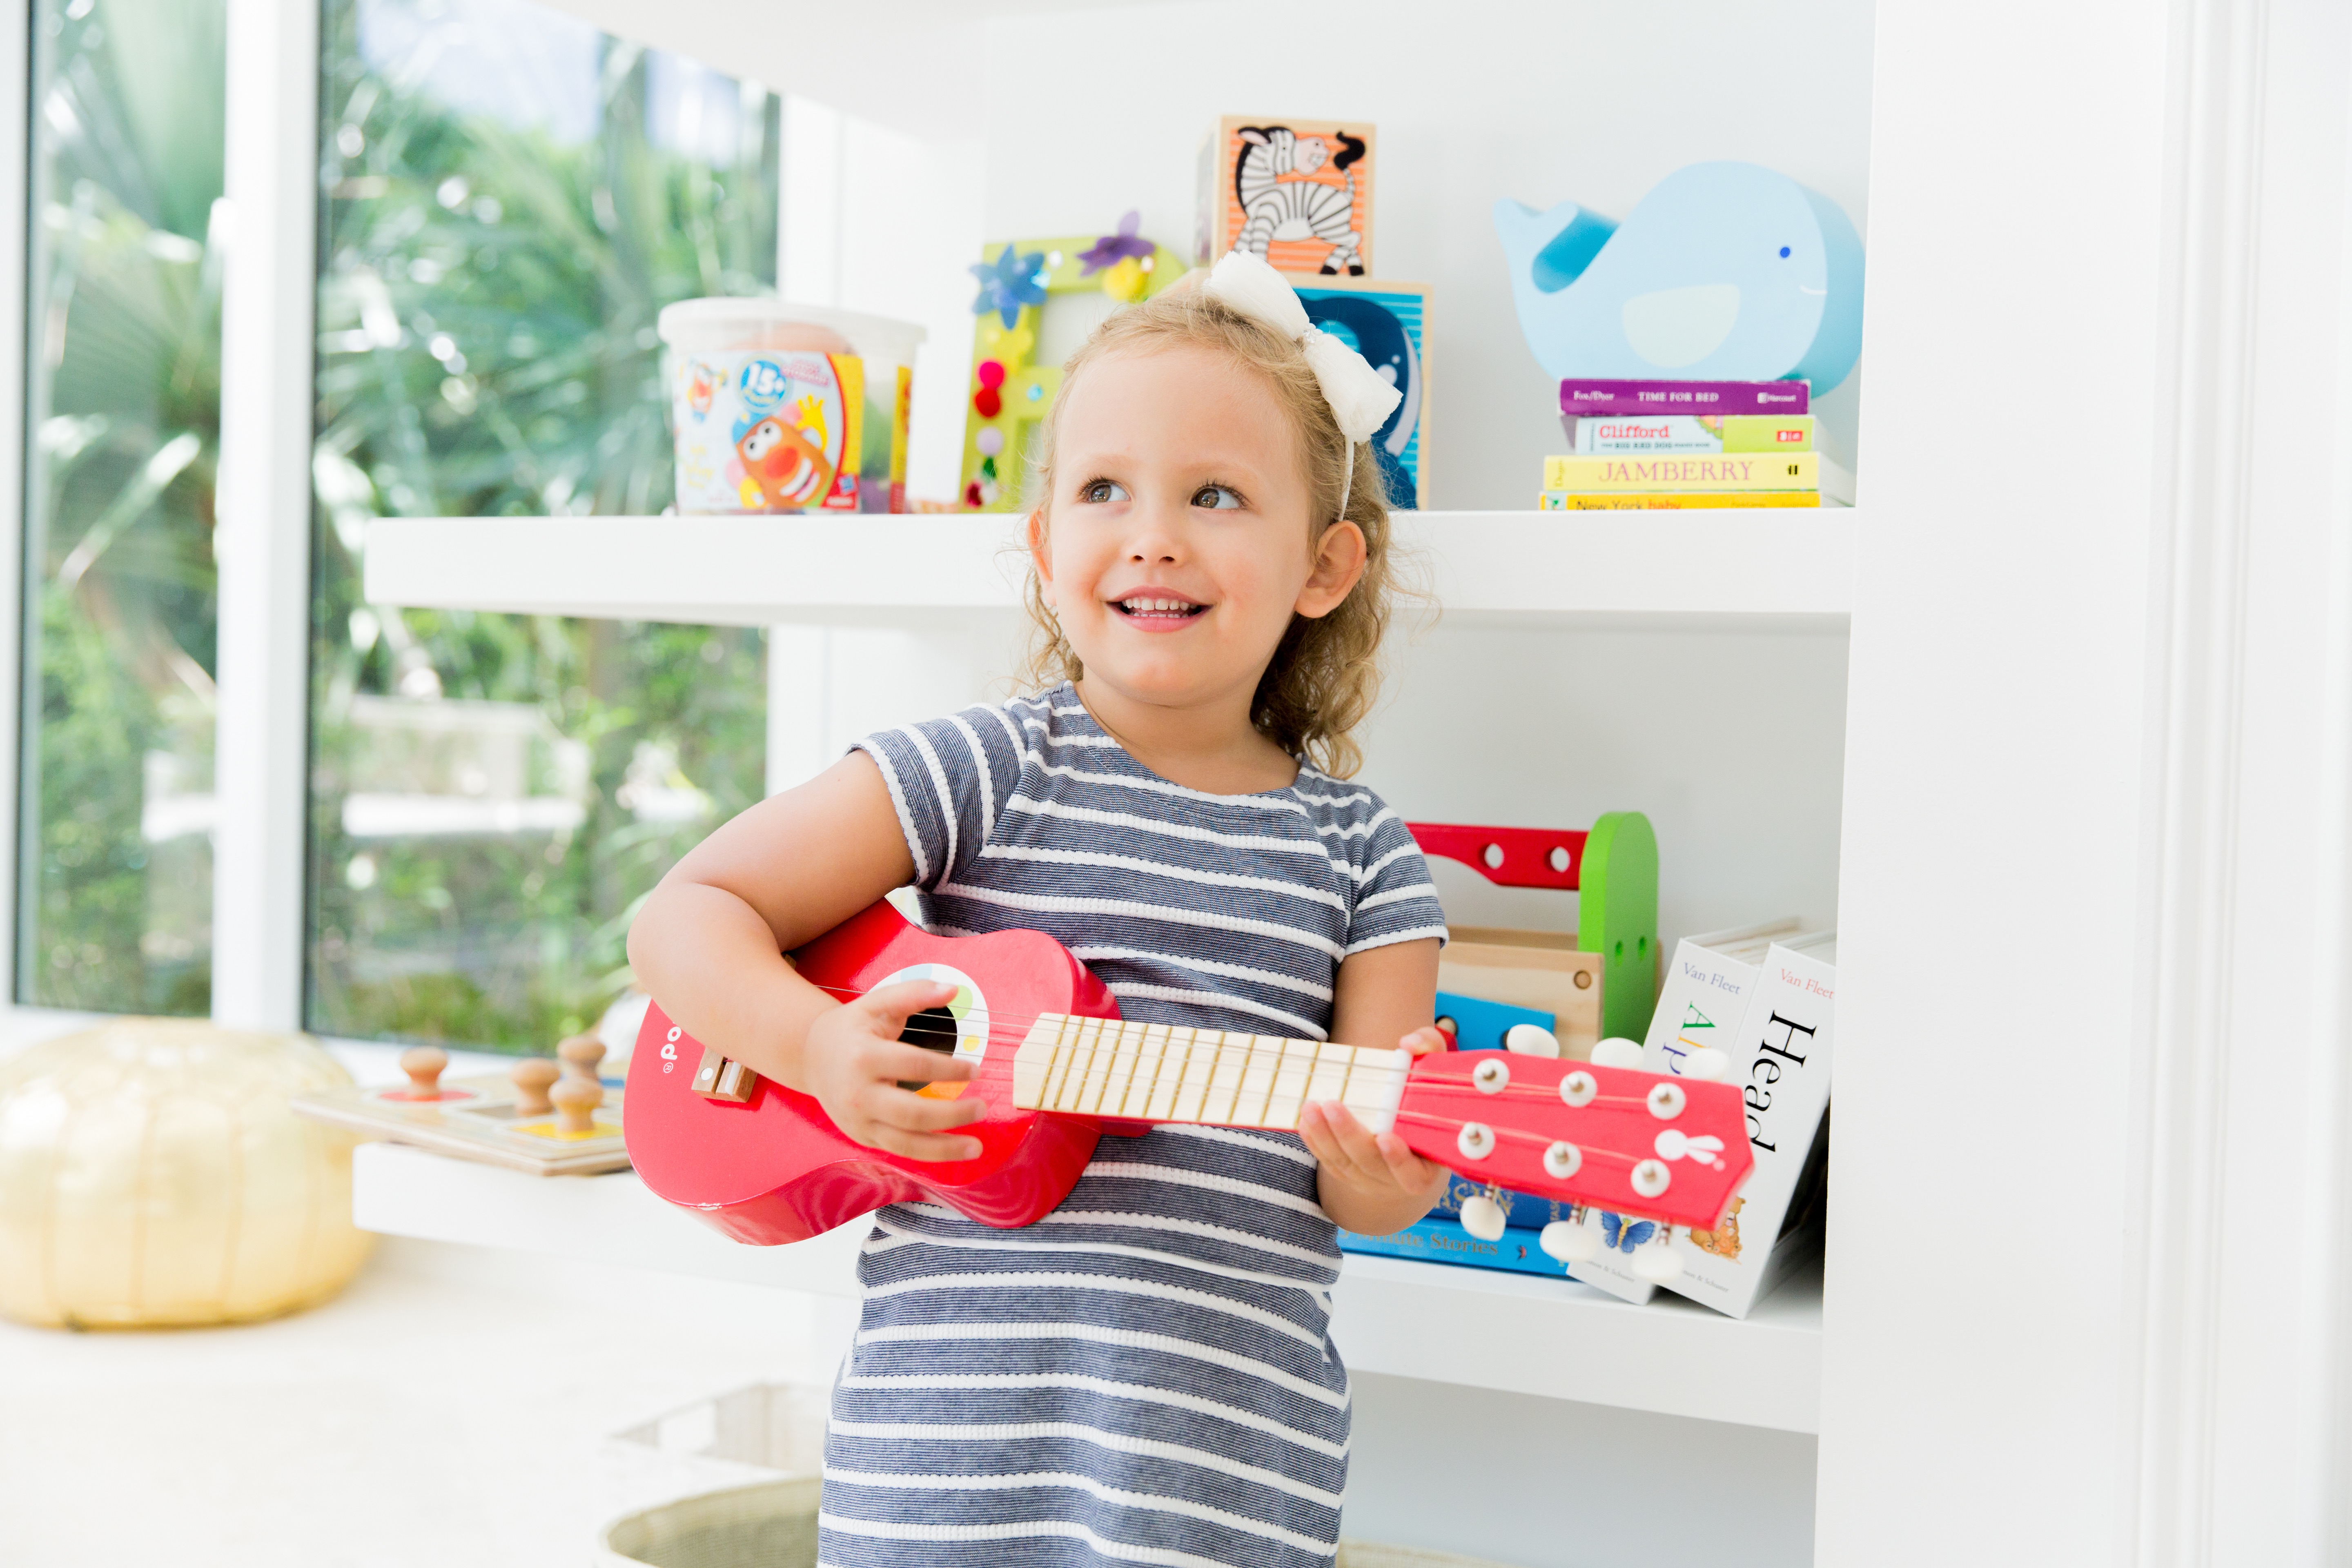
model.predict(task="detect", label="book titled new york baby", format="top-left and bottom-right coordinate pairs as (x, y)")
top-left (1543, 453), bottom-right (1818, 493)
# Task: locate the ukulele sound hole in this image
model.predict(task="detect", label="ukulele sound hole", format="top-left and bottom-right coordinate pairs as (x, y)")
top-left (896, 1005), bottom-right (960, 1089)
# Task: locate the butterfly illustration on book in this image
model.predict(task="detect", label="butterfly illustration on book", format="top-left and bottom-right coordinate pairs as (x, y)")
top-left (1601, 1211), bottom-right (1658, 1253)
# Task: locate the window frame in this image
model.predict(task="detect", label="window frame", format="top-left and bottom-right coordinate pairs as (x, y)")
top-left (0, 0), bottom-right (316, 1042)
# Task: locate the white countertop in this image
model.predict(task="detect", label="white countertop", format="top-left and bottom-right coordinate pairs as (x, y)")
top-left (353, 1143), bottom-right (1823, 1433)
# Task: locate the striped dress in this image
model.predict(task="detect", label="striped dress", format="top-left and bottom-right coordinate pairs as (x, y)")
top-left (822, 684), bottom-right (1448, 1568)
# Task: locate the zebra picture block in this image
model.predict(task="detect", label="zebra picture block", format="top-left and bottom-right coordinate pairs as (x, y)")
top-left (1196, 116), bottom-right (1378, 277)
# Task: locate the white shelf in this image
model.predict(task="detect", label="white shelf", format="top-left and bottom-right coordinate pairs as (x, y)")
top-left (352, 1143), bottom-right (1822, 1434)
top-left (361, 511), bottom-right (1856, 630)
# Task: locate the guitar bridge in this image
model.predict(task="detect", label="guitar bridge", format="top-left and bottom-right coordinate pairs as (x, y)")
top-left (692, 1045), bottom-right (758, 1104)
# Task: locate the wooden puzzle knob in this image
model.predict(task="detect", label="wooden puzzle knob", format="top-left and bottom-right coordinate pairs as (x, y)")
top-left (557, 1035), bottom-right (606, 1082)
top-left (510, 1058), bottom-right (560, 1116)
top-left (549, 1074), bottom-right (601, 1135)
top-left (398, 1046), bottom-right (449, 1099)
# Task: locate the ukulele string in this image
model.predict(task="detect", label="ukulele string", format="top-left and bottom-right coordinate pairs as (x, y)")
top-left (737, 980), bottom-right (1706, 1124)
top-left (782, 980), bottom-right (1662, 1095)
top-left (778, 979), bottom-right (1418, 1078)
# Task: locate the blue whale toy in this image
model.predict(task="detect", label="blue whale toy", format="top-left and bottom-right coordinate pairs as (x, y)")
top-left (1493, 162), bottom-right (1864, 391)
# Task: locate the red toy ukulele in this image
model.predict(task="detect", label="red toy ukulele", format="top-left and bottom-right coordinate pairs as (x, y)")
top-left (626, 898), bottom-right (1750, 1270)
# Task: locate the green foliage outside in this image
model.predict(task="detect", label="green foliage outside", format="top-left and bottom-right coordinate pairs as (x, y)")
top-left (308, 1), bottom-right (780, 1049)
top-left (18, 0), bottom-right (779, 1046)
top-left (19, 0), bottom-right (225, 1014)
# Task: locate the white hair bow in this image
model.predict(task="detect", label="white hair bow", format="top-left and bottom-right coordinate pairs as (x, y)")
top-left (1200, 250), bottom-right (1403, 518)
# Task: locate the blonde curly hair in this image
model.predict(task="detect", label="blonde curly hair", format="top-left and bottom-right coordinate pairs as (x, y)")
top-left (1019, 285), bottom-right (1408, 779)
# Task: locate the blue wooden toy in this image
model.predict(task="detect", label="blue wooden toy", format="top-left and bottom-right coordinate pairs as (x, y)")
top-left (1432, 991), bottom-right (1555, 1054)
top-left (1492, 162), bottom-right (1864, 392)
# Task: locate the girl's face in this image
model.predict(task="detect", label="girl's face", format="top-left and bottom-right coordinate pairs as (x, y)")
top-left (1031, 344), bottom-right (1365, 722)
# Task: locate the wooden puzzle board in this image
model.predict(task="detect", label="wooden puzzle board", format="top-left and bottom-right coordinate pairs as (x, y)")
top-left (1199, 116), bottom-right (1378, 276)
top-left (293, 1073), bottom-right (630, 1176)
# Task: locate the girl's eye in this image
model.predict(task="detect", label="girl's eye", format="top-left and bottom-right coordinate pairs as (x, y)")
top-left (1192, 484), bottom-right (1243, 511)
top-left (1078, 479), bottom-right (1129, 504)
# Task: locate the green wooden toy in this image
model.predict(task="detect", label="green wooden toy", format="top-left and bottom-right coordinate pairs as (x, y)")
top-left (1579, 810), bottom-right (1661, 1042)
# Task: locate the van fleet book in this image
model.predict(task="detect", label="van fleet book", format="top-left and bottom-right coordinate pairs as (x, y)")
top-left (1642, 931), bottom-right (1836, 1319)
top-left (1556, 920), bottom-right (1798, 1304)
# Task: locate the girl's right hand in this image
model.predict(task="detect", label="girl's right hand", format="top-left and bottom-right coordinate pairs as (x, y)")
top-left (797, 979), bottom-right (986, 1162)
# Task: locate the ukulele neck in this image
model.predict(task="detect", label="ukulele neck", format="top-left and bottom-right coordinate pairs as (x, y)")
top-left (1009, 1014), bottom-right (1408, 1133)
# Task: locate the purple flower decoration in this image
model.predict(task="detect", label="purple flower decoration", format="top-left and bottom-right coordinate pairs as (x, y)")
top-left (970, 245), bottom-right (1048, 328)
top-left (1078, 210), bottom-right (1155, 275)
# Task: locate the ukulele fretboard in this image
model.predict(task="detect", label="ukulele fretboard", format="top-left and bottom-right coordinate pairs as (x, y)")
top-left (1011, 1015), bottom-right (1409, 1133)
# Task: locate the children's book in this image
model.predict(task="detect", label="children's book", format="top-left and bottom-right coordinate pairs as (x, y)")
top-left (1338, 1216), bottom-right (1571, 1278)
top-left (1640, 929), bottom-right (1838, 1319)
top-left (1566, 414), bottom-right (1814, 454)
top-left (1538, 491), bottom-right (1822, 510)
top-left (1558, 378), bottom-right (1809, 416)
top-left (1542, 453), bottom-right (1819, 493)
top-left (1425, 1166), bottom-right (1573, 1233)
top-left (1554, 920), bottom-right (1804, 1305)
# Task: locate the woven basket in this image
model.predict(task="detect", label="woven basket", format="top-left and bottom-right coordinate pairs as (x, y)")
top-left (595, 1479), bottom-right (1515, 1568)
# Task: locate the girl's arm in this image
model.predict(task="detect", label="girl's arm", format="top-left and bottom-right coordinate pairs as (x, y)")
top-left (1300, 937), bottom-right (1449, 1235)
top-left (625, 751), bottom-right (985, 1161)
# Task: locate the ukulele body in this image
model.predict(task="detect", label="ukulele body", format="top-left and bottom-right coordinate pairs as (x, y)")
top-left (625, 900), bottom-right (1120, 1245)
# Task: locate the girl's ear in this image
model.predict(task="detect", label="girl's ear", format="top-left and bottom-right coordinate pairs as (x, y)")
top-left (1027, 508), bottom-right (1054, 607)
top-left (1295, 520), bottom-right (1368, 619)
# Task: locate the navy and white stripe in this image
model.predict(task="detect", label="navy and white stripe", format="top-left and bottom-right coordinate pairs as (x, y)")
top-left (824, 685), bottom-right (1446, 1568)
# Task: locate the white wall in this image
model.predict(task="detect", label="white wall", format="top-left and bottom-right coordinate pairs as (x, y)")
top-left (1350, 1374), bottom-right (1817, 1567)
top-left (979, 0), bottom-right (1878, 507)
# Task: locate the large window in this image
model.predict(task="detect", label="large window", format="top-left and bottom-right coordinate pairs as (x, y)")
top-left (307, 0), bottom-right (778, 1048)
top-left (17, 0), bottom-right (225, 1014)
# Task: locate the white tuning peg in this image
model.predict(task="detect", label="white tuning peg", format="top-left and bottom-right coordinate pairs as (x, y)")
top-left (1539, 1219), bottom-right (1601, 1264)
top-left (1682, 1048), bottom-right (1731, 1082)
top-left (1458, 1194), bottom-right (1508, 1241)
top-left (1589, 1037), bottom-right (1645, 1069)
top-left (1503, 1023), bottom-right (1561, 1058)
top-left (1631, 1243), bottom-right (1685, 1284)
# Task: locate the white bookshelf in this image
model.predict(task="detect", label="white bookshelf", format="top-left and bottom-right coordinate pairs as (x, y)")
top-left (352, 1142), bottom-right (1823, 1434)
top-left (361, 510), bottom-right (1857, 630)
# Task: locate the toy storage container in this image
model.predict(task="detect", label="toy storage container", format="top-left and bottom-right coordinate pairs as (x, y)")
top-left (657, 299), bottom-right (924, 515)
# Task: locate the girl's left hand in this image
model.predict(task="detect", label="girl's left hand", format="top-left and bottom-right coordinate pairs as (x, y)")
top-left (1301, 1025), bottom-right (1452, 1237)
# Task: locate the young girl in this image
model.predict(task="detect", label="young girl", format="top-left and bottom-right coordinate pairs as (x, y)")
top-left (629, 251), bottom-right (1451, 1568)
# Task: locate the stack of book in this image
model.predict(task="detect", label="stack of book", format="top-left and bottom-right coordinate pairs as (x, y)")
top-left (1338, 1173), bottom-right (1578, 1278)
top-left (1540, 378), bottom-right (1854, 510)
top-left (1557, 920), bottom-right (1835, 1316)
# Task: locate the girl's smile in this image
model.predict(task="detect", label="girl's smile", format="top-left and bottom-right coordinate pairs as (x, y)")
top-left (1107, 587), bottom-right (1210, 629)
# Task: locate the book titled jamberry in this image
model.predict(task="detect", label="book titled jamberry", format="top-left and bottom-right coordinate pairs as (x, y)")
top-left (1559, 378), bottom-right (1810, 416)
